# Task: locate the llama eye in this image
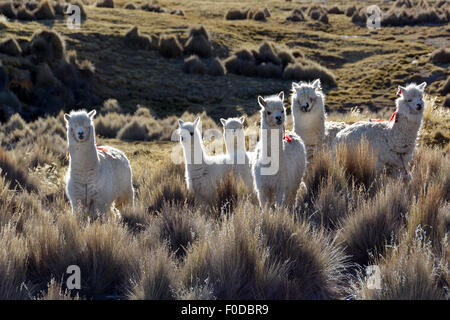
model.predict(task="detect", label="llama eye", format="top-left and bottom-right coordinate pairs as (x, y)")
top-left (281, 110), bottom-right (284, 114)
top-left (267, 111), bottom-right (271, 115)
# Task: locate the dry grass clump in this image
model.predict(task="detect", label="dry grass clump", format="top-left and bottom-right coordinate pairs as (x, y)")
top-left (183, 25), bottom-right (212, 58)
top-left (207, 57), bottom-right (226, 76)
top-left (352, 234), bottom-right (447, 300)
top-left (183, 55), bottom-right (207, 75)
top-left (328, 6), bottom-right (344, 14)
top-left (444, 94), bottom-right (450, 108)
top-left (158, 35), bottom-right (183, 58)
top-left (261, 208), bottom-right (349, 299)
top-left (442, 75), bottom-right (450, 95)
top-left (16, 6), bottom-right (34, 20)
top-left (225, 8), bottom-right (248, 20)
top-left (0, 29), bottom-right (96, 118)
top-left (338, 179), bottom-right (410, 266)
top-left (0, 37), bottom-right (22, 56)
top-left (282, 60), bottom-right (337, 87)
top-left (225, 7), bottom-right (269, 21)
top-left (128, 246), bottom-right (177, 299)
top-left (0, 0), bottom-right (16, 19)
top-left (224, 41), bottom-right (335, 86)
top-left (96, 0), bottom-right (114, 8)
top-left (95, 112), bottom-right (129, 138)
top-left (37, 279), bottom-right (80, 300)
top-left (345, 5), bottom-right (357, 17)
top-left (124, 2), bottom-right (137, 9)
top-left (140, 1), bottom-right (184, 15)
top-left (307, 5), bottom-right (329, 23)
top-left (124, 26), bottom-right (156, 50)
top-left (286, 8), bottom-right (306, 21)
top-left (430, 47), bottom-right (450, 64)
top-left (34, 0), bottom-right (55, 20)
top-left (0, 146), bottom-right (38, 192)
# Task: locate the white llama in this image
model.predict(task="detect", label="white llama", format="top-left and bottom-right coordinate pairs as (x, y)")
top-left (333, 82), bottom-right (427, 180)
top-left (291, 79), bottom-right (348, 160)
top-left (220, 117), bottom-right (254, 190)
top-left (178, 117), bottom-right (232, 202)
top-left (65, 110), bottom-right (134, 217)
top-left (253, 92), bottom-right (307, 208)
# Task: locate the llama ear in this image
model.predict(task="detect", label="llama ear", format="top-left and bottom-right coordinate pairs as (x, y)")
top-left (278, 91), bottom-right (284, 101)
top-left (418, 82), bottom-right (427, 91)
top-left (397, 86), bottom-right (406, 95)
top-left (193, 117), bottom-right (200, 127)
top-left (258, 96), bottom-right (267, 109)
top-left (178, 119), bottom-right (184, 127)
top-left (87, 110), bottom-right (96, 119)
top-left (64, 113), bottom-right (71, 122)
top-left (312, 79), bottom-right (321, 90)
top-left (220, 118), bottom-right (226, 126)
top-left (239, 116), bottom-right (245, 124)
top-left (292, 82), bottom-right (300, 90)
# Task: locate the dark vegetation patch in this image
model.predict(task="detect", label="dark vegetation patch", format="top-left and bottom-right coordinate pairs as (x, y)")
top-left (140, 0), bottom-right (185, 16)
top-left (0, 29), bottom-right (97, 122)
top-left (0, 0), bottom-right (87, 21)
top-left (224, 41), bottom-right (336, 87)
top-left (225, 7), bottom-right (270, 21)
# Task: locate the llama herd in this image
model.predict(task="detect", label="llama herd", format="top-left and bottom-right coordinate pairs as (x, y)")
top-left (64, 79), bottom-right (427, 217)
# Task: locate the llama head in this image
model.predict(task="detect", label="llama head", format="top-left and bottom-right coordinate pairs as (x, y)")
top-left (220, 116), bottom-right (245, 140)
top-left (396, 82), bottom-right (426, 118)
top-left (291, 79), bottom-right (324, 114)
top-left (177, 117), bottom-right (201, 148)
top-left (64, 110), bottom-right (96, 143)
top-left (258, 92), bottom-right (285, 129)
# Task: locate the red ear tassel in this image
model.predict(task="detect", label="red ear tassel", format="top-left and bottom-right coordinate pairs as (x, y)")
top-left (397, 89), bottom-right (402, 96)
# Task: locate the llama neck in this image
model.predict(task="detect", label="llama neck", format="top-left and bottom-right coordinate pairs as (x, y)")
top-left (68, 138), bottom-right (99, 173)
top-left (389, 110), bottom-right (422, 152)
top-left (225, 133), bottom-right (246, 155)
top-left (183, 135), bottom-right (207, 179)
top-left (292, 100), bottom-right (325, 147)
top-left (260, 122), bottom-right (283, 159)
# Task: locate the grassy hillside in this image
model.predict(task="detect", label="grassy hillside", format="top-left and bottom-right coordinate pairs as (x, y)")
top-left (0, 0), bottom-right (449, 300)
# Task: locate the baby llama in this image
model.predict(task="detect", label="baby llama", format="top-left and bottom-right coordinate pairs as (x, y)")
top-left (65, 110), bottom-right (134, 218)
top-left (220, 117), bottom-right (254, 190)
top-left (333, 82), bottom-right (427, 180)
top-left (291, 79), bottom-right (348, 160)
top-left (178, 117), bottom-right (232, 203)
top-left (253, 92), bottom-right (307, 208)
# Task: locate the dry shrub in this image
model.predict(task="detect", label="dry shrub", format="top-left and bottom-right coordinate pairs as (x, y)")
top-left (96, 0), bottom-right (114, 8)
top-left (0, 37), bottom-right (21, 56)
top-left (37, 279), bottom-right (80, 300)
top-left (252, 9), bottom-right (267, 21)
top-left (158, 35), bottom-right (183, 58)
top-left (0, 1), bottom-right (16, 19)
top-left (282, 61), bottom-right (337, 87)
top-left (225, 8), bottom-right (247, 20)
top-left (207, 57), bottom-right (226, 76)
top-left (183, 25), bottom-right (212, 58)
top-left (16, 6), bottom-right (35, 20)
top-left (430, 47), bottom-right (450, 64)
top-left (0, 146), bottom-right (38, 192)
top-left (442, 76), bottom-right (450, 95)
top-left (124, 2), bottom-right (137, 9)
top-left (128, 246), bottom-right (177, 299)
top-left (256, 62), bottom-right (282, 78)
top-left (261, 208), bottom-right (348, 299)
top-left (444, 94), bottom-right (450, 108)
top-left (405, 183), bottom-right (447, 250)
top-left (95, 112), bottom-right (128, 138)
top-left (181, 202), bottom-right (286, 299)
top-left (101, 98), bottom-right (121, 114)
top-left (338, 180), bottom-right (410, 266)
top-left (28, 29), bottom-right (66, 65)
top-left (0, 225), bottom-right (30, 299)
top-left (328, 6), bottom-right (344, 14)
top-left (346, 5), bottom-right (357, 17)
top-left (117, 119), bottom-right (151, 141)
top-left (394, 0), bottom-right (413, 8)
top-left (34, 0), bottom-right (55, 20)
top-left (352, 235), bottom-right (447, 300)
top-left (286, 8), bottom-right (306, 22)
top-left (351, 7), bottom-right (367, 25)
top-left (183, 55), bottom-right (207, 75)
top-left (124, 26), bottom-right (154, 50)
